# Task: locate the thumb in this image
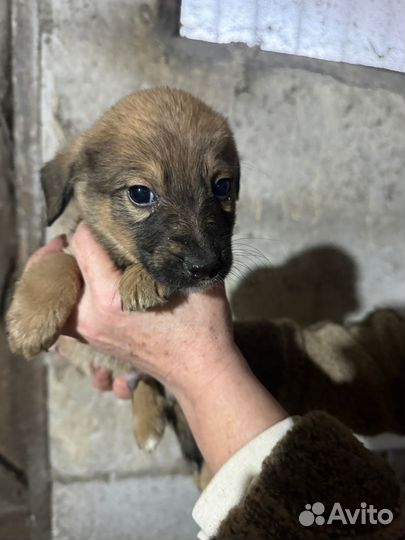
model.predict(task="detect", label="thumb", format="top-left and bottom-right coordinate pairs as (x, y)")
top-left (26, 234), bottom-right (67, 271)
top-left (71, 223), bottom-right (121, 288)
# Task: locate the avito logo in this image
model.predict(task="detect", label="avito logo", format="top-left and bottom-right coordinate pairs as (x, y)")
top-left (299, 502), bottom-right (393, 527)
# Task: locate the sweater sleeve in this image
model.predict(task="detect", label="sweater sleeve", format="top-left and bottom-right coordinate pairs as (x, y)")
top-left (193, 417), bottom-right (294, 539)
top-left (214, 411), bottom-right (404, 540)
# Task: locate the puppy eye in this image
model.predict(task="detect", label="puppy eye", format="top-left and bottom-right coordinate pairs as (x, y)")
top-left (128, 185), bottom-right (156, 206)
top-left (212, 177), bottom-right (231, 200)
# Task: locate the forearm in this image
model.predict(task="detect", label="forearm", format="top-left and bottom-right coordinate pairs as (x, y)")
top-left (171, 345), bottom-right (287, 473)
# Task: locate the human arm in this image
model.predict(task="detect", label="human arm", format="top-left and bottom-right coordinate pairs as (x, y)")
top-left (30, 227), bottom-right (404, 538)
top-left (62, 223), bottom-right (287, 472)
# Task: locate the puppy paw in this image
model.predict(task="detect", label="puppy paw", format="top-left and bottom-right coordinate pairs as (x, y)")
top-left (119, 265), bottom-right (168, 311)
top-left (7, 305), bottom-right (61, 359)
top-left (6, 253), bottom-right (82, 359)
top-left (132, 379), bottom-right (166, 452)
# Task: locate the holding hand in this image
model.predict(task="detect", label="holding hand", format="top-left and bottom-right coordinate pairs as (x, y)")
top-left (28, 224), bottom-right (286, 472)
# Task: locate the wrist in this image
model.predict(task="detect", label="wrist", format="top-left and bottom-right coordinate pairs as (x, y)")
top-left (167, 340), bottom-right (244, 404)
top-left (172, 345), bottom-right (287, 472)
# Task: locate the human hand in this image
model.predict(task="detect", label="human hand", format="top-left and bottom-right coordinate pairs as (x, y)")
top-left (62, 223), bottom-right (237, 400)
top-left (26, 225), bottom-right (286, 472)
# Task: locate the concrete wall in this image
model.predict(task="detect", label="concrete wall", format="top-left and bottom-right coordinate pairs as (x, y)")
top-left (40, 0), bottom-right (405, 538)
top-left (0, 3), bottom-right (30, 538)
top-left (1, 2), bottom-right (49, 537)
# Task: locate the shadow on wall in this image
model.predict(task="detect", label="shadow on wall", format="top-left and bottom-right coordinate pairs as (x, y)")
top-left (231, 246), bottom-right (405, 436)
top-left (231, 245), bottom-right (359, 325)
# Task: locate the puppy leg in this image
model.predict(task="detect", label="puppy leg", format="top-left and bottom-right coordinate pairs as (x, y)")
top-left (57, 336), bottom-right (166, 452)
top-left (57, 336), bottom-right (165, 452)
top-left (132, 378), bottom-right (166, 452)
top-left (119, 265), bottom-right (169, 451)
top-left (167, 400), bottom-right (202, 465)
top-left (194, 461), bottom-right (213, 491)
top-left (56, 337), bottom-right (165, 454)
top-left (167, 399), bottom-right (210, 489)
top-left (119, 264), bottom-right (169, 312)
top-left (55, 335), bottom-right (135, 377)
top-left (6, 253), bottom-right (82, 359)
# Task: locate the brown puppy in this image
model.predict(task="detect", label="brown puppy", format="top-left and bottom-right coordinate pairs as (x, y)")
top-left (6, 87), bottom-right (239, 458)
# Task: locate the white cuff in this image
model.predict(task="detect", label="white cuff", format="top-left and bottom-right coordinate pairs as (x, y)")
top-left (192, 417), bottom-right (294, 540)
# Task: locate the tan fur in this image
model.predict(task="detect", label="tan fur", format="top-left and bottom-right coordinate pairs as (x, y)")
top-left (7, 253), bottom-right (82, 358)
top-left (132, 379), bottom-right (166, 452)
top-left (6, 87), bottom-right (239, 461)
top-left (119, 263), bottom-right (168, 312)
top-left (194, 461), bottom-right (213, 491)
top-left (55, 336), bottom-right (134, 376)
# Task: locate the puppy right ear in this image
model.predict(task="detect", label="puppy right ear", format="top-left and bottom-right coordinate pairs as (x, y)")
top-left (41, 141), bottom-right (81, 226)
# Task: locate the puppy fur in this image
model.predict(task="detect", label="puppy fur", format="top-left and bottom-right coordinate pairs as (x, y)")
top-left (6, 87), bottom-right (239, 461)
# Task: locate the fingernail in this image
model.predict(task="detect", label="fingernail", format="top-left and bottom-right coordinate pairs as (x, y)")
top-left (124, 372), bottom-right (140, 391)
top-left (57, 234), bottom-right (68, 247)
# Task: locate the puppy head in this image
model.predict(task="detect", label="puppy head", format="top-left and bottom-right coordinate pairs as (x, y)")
top-left (42, 88), bottom-right (240, 292)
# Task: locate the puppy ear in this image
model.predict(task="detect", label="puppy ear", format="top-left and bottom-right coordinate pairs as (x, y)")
top-left (41, 141), bottom-right (81, 226)
top-left (235, 176), bottom-right (240, 200)
top-left (234, 160), bottom-right (240, 201)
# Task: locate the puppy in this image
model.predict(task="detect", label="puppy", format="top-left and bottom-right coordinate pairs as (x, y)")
top-left (6, 87), bottom-right (239, 459)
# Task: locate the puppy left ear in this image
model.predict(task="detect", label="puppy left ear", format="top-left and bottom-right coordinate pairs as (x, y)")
top-left (234, 161), bottom-right (240, 200)
top-left (41, 140), bottom-right (82, 226)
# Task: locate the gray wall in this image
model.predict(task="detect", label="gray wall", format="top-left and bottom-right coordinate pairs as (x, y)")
top-left (40, 0), bottom-right (405, 538)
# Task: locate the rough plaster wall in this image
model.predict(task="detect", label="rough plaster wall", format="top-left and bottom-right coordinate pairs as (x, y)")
top-left (0, 2), bottom-right (31, 537)
top-left (40, 0), bottom-right (405, 539)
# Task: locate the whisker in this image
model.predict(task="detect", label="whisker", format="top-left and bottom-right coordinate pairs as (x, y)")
top-left (234, 241), bottom-right (274, 261)
top-left (228, 266), bottom-right (244, 280)
top-left (239, 159), bottom-right (272, 180)
top-left (232, 246), bottom-right (273, 267)
top-left (230, 263), bottom-right (249, 279)
top-left (233, 255), bottom-right (264, 266)
top-left (233, 247), bottom-right (269, 258)
top-left (233, 236), bottom-right (279, 243)
top-left (232, 259), bottom-right (256, 274)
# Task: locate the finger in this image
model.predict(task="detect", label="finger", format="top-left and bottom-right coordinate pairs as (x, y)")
top-left (210, 281), bottom-right (226, 296)
top-left (112, 377), bottom-right (132, 400)
top-left (54, 336), bottom-right (87, 359)
top-left (188, 281), bottom-right (226, 304)
top-left (91, 367), bottom-right (113, 391)
top-left (61, 308), bottom-right (88, 342)
top-left (26, 234), bottom-right (67, 270)
top-left (71, 223), bottom-right (120, 287)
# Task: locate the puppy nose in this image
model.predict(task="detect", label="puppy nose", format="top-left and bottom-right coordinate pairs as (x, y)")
top-left (185, 256), bottom-right (220, 280)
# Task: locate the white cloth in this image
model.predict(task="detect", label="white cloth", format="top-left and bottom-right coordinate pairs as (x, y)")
top-left (180, 0), bottom-right (405, 73)
top-left (192, 417), bottom-right (294, 540)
